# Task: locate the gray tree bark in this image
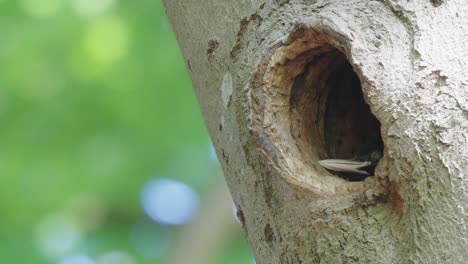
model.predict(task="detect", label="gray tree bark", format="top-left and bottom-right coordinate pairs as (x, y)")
top-left (164, 0), bottom-right (468, 263)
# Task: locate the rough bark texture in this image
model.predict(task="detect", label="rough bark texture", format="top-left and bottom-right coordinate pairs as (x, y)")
top-left (164, 0), bottom-right (468, 263)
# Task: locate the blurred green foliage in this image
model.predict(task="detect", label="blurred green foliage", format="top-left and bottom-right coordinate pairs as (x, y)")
top-left (0, 1), bottom-right (251, 263)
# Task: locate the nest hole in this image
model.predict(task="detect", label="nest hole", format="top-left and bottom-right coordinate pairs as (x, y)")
top-left (289, 46), bottom-right (383, 182)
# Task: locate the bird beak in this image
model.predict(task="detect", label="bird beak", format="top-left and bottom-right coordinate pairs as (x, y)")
top-left (318, 159), bottom-right (371, 175)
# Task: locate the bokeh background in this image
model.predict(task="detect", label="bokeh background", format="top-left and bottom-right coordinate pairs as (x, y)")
top-left (0, 0), bottom-right (252, 263)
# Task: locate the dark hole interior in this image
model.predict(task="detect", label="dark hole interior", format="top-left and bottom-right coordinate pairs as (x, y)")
top-left (289, 49), bottom-right (383, 182)
top-left (323, 61), bottom-right (383, 181)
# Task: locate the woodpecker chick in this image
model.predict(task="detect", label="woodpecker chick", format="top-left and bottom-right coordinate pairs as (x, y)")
top-left (318, 159), bottom-right (372, 176)
top-left (319, 141), bottom-right (383, 181)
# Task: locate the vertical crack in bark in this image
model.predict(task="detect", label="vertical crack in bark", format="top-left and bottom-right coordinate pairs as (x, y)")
top-left (230, 13), bottom-right (263, 61)
top-left (381, 0), bottom-right (420, 69)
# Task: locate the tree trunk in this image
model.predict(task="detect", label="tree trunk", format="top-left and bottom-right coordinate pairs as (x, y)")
top-left (163, 0), bottom-right (468, 263)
